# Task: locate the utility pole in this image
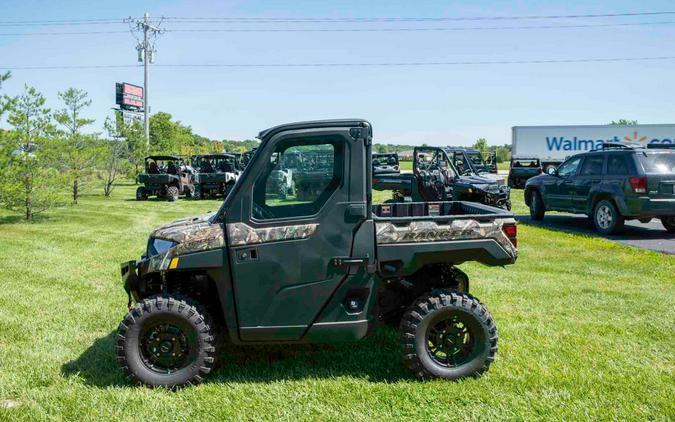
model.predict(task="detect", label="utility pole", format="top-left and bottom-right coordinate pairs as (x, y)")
top-left (126, 13), bottom-right (163, 144)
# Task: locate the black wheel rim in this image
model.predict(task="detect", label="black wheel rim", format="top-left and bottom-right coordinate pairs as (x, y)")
top-left (140, 321), bottom-right (197, 374)
top-left (425, 312), bottom-right (479, 368)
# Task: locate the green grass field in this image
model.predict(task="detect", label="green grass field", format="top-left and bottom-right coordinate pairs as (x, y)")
top-left (0, 184), bottom-right (673, 420)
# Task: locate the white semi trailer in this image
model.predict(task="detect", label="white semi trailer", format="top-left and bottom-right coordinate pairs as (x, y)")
top-left (512, 124), bottom-right (675, 173)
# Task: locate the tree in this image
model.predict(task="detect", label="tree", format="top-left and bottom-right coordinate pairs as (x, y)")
top-left (0, 71), bottom-right (11, 119)
top-left (0, 85), bottom-right (65, 220)
top-left (53, 88), bottom-right (97, 204)
top-left (101, 117), bottom-right (129, 197)
top-left (609, 119), bottom-right (638, 126)
top-left (472, 138), bottom-right (489, 158)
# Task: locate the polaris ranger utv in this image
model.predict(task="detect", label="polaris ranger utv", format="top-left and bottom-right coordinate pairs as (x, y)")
top-left (117, 120), bottom-right (518, 388)
top-left (191, 153), bottom-right (240, 199)
top-left (136, 155), bottom-right (196, 201)
top-left (374, 147), bottom-right (512, 210)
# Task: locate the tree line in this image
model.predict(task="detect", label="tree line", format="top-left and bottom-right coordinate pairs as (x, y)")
top-left (0, 72), bottom-right (257, 221)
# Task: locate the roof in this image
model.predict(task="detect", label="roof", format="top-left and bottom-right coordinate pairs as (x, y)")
top-left (444, 147), bottom-right (480, 153)
top-left (145, 155), bottom-right (182, 161)
top-left (192, 153), bottom-right (236, 159)
top-left (258, 119), bottom-right (371, 140)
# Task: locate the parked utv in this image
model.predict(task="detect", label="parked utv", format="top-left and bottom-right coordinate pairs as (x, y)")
top-left (372, 152), bottom-right (400, 174)
top-left (136, 155), bottom-right (195, 201)
top-left (508, 156), bottom-right (542, 188)
top-left (293, 149), bottom-right (335, 201)
top-left (266, 150), bottom-right (300, 199)
top-left (374, 146), bottom-right (512, 210)
top-left (525, 143), bottom-right (675, 234)
top-left (191, 153), bottom-right (240, 199)
top-left (117, 119), bottom-right (518, 388)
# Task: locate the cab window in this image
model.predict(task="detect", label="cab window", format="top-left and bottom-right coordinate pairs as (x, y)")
top-left (580, 155), bottom-right (604, 176)
top-left (557, 157), bottom-right (582, 177)
top-left (607, 154), bottom-right (629, 175)
top-left (252, 137), bottom-right (343, 220)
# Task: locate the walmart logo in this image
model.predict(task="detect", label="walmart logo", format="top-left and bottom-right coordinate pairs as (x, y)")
top-left (546, 131), bottom-right (673, 151)
top-left (623, 131), bottom-right (647, 145)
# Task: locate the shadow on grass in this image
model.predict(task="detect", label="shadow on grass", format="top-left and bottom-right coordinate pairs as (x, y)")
top-left (62, 327), bottom-right (409, 388)
top-left (0, 214), bottom-right (51, 225)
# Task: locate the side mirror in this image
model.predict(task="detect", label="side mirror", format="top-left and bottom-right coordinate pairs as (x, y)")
top-left (546, 167), bottom-right (557, 175)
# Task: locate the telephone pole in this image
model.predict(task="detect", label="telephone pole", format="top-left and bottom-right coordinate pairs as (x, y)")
top-left (126, 13), bottom-right (163, 144)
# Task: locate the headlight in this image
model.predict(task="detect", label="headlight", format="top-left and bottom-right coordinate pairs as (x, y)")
top-left (148, 237), bottom-right (176, 257)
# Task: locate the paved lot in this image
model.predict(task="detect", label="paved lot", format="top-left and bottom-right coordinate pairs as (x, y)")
top-left (517, 214), bottom-right (675, 254)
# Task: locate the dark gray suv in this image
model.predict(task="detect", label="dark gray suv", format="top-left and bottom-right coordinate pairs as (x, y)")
top-left (524, 145), bottom-right (675, 234)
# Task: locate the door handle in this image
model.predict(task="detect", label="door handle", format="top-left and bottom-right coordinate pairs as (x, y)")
top-left (333, 256), bottom-right (368, 266)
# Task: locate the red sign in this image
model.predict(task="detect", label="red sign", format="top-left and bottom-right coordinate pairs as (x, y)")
top-left (116, 82), bottom-right (144, 111)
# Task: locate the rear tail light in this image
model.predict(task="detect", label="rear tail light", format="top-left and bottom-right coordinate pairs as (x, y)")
top-left (629, 177), bottom-right (647, 194)
top-left (502, 223), bottom-right (517, 247)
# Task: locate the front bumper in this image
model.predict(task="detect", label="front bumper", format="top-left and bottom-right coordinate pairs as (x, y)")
top-left (121, 259), bottom-right (149, 306)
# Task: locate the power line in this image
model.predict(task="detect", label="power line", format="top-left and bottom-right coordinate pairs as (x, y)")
top-left (4, 56), bottom-right (675, 70)
top-left (161, 11), bottom-right (675, 23)
top-left (168, 20), bottom-right (675, 33)
top-left (1, 11), bottom-right (675, 26)
top-left (3, 20), bottom-right (674, 36)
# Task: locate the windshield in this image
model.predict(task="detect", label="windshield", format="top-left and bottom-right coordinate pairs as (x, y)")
top-left (145, 159), bottom-right (181, 174)
top-left (512, 159), bottom-right (540, 168)
top-left (466, 152), bottom-right (485, 166)
top-left (373, 154), bottom-right (399, 166)
top-left (194, 156), bottom-right (236, 173)
top-left (639, 152), bottom-right (675, 174)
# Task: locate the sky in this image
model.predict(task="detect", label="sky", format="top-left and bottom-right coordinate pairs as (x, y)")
top-left (1, 0), bottom-right (674, 145)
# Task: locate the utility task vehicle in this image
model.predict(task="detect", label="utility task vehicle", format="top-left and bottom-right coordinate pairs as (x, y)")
top-left (508, 156), bottom-right (542, 188)
top-left (445, 147), bottom-right (497, 177)
top-left (117, 120), bottom-right (518, 388)
top-left (191, 153), bottom-right (240, 199)
top-left (374, 146), bottom-right (512, 210)
top-left (525, 143), bottom-right (675, 234)
top-left (136, 155), bottom-right (195, 201)
top-left (372, 152), bottom-right (400, 174)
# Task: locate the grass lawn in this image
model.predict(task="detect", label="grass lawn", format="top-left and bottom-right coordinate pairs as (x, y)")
top-left (0, 183), bottom-right (673, 420)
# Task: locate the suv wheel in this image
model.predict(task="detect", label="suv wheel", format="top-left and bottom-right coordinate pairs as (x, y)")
top-left (529, 190), bottom-right (545, 220)
top-left (400, 291), bottom-right (497, 380)
top-left (116, 296), bottom-right (218, 388)
top-left (166, 186), bottom-right (179, 202)
top-left (661, 217), bottom-right (675, 233)
top-left (136, 187), bottom-right (148, 201)
top-left (593, 199), bottom-right (624, 234)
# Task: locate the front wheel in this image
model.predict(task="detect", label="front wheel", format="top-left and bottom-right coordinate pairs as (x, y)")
top-left (166, 186), bottom-right (179, 202)
top-left (529, 190), bottom-right (545, 220)
top-left (661, 216), bottom-right (675, 233)
top-left (400, 291), bottom-right (497, 380)
top-left (136, 187), bottom-right (148, 201)
top-left (593, 199), bottom-right (624, 234)
top-left (116, 296), bottom-right (218, 388)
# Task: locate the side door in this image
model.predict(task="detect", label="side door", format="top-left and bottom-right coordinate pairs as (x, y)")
top-left (573, 154), bottom-right (605, 211)
top-left (226, 128), bottom-right (368, 342)
top-left (546, 156), bottom-right (582, 210)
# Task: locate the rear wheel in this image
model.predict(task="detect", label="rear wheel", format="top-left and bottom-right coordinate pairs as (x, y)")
top-left (661, 216), bottom-right (675, 233)
top-left (400, 291), bottom-right (497, 380)
top-left (593, 199), bottom-right (624, 234)
top-left (529, 190), bottom-right (545, 220)
top-left (116, 296), bottom-right (218, 388)
top-left (166, 186), bottom-right (179, 202)
top-left (193, 186), bottom-right (202, 200)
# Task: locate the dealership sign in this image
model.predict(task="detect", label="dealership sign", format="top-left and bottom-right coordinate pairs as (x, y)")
top-left (115, 82), bottom-right (144, 111)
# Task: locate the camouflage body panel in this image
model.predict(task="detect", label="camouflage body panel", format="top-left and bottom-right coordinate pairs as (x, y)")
top-left (227, 222), bottom-right (318, 246)
top-left (147, 213), bottom-right (225, 272)
top-left (375, 218), bottom-right (517, 257)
